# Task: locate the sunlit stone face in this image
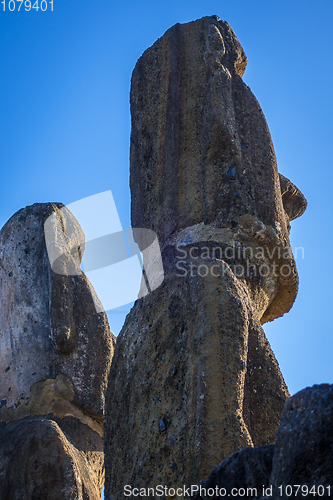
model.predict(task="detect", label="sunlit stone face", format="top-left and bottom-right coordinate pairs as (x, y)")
top-left (130, 16), bottom-right (306, 322)
top-left (0, 203), bottom-right (114, 423)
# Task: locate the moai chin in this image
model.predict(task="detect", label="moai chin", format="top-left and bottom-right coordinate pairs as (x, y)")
top-left (0, 203), bottom-right (115, 500)
top-left (105, 16), bottom-right (307, 496)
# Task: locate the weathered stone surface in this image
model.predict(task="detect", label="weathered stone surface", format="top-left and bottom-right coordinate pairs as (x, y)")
top-left (130, 14), bottom-right (307, 323)
top-left (0, 203), bottom-right (115, 498)
top-left (191, 445), bottom-right (274, 499)
top-left (0, 416), bottom-right (103, 500)
top-left (193, 384), bottom-right (333, 500)
top-left (105, 15), bottom-right (306, 497)
top-left (105, 252), bottom-right (288, 495)
top-left (268, 384), bottom-right (333, 499)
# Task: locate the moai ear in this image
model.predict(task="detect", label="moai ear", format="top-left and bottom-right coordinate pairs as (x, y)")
top-left (209, 18), bottom-right (247, 77)
top-left (45, 204), bottom-right (85, 355)
top-left (206, 23), bottom-right (226, 56)
top-left (50, 274), bottom-right (77, 355)
top-left (205, 23), bottom-right (230, 78)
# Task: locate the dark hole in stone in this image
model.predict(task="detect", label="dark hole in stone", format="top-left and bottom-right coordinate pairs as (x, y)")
top-left (227, 166), bottom-right (237, 180)
top-left (159, 417), bottom-right (167, 432)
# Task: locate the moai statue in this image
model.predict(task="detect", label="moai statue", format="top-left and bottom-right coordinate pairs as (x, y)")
top-left (105, 16), bottom-right (307, 497)
top-left (0, 202), bottom-right (115, 500)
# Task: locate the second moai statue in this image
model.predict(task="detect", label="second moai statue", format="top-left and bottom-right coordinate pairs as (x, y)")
top-left (0, 203), bottom-right (116, 499)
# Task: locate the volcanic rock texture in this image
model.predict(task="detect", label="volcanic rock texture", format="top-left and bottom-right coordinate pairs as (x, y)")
top-left (105, 15), bottom-right (307, 497)
top-left (0, 203), bottom-right (115, 499)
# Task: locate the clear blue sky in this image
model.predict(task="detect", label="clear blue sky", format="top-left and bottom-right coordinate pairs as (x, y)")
top-left (1, 0), bottom-right (332, 403)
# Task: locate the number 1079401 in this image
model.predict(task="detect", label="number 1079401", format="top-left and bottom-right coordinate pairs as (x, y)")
top-left (1, 0), bottom-right (53, 11)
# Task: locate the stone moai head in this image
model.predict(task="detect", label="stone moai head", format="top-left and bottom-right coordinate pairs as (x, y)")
top-left (0, 203), bottom-right (114, 426)
top-left (130, 15), bottom-right (306, 323)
